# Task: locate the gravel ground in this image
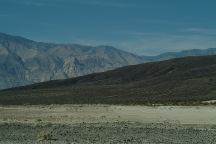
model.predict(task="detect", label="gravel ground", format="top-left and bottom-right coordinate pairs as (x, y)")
top-left (1, 105), bottom-right (216, 144)
top-left (0, 122), bottom-right (216, 144)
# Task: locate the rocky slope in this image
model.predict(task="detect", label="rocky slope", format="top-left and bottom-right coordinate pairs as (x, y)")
top-left (0, 32), bottom-right (144, 89)
top-left (1, 55), bottom-right (216, 105)
top-left (1, 32), bottom-right (216, 90)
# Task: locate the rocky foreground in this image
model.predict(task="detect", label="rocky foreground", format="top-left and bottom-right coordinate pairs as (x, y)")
top-left (0, 105), bottom-right (216, 143)
top-left (1, 122), bottom-right (216, 144)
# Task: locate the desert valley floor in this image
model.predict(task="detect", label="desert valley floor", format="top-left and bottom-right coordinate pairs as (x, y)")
top-left (0, 105), bottom-right (216, 144)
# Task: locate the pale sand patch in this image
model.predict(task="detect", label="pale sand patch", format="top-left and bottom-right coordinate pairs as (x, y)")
top-left (0, 105), bottom-right (216, 125)
top-left (202, 100), bottom-right (216, 104)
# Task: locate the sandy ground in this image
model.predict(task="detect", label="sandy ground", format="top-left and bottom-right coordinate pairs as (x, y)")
top-left (1, 105), bottom-right (216, 124)
top-left (1, 105), bottom-right (216, 143)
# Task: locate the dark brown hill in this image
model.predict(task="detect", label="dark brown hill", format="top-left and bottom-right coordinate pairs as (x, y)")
top-left (1, 55), bottom-right (216, 105)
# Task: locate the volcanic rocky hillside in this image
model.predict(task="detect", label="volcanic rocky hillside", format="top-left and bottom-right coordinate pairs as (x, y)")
top-left (1, 55), bottom-right (216, 105)
top-left (0, 32), bottom-right (144, 89)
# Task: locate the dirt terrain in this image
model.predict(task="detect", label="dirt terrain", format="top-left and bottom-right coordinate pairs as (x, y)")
top-left (1, 105), bottom-right (216, 143)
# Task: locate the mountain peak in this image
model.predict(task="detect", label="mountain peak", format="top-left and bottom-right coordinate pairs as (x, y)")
top-left (0, 32), bottom-right (35, 44)
top-left (1, 32), bottom-right (216, 90)
top-left (0, 33), bottom-right (145, 89)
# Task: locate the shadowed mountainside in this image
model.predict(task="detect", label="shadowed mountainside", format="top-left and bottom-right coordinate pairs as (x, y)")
top-left (1, 55), bottom-right (216, 105)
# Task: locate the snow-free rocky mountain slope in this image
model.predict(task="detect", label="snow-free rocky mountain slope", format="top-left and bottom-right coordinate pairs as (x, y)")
top-left (1, 32), bottom-right (216, 89)
top-left (0, 32), bottom-right (144, 89)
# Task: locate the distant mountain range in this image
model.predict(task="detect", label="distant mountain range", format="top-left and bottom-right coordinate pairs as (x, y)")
top-left (1, 55), bottom-right (216, 105)
top-left (143, 48), bottom-right (216, 61)
top-left (1, 32), bottom-right (216, 89)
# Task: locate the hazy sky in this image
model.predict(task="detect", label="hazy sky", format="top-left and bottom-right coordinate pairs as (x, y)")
top-left (0, 0), bottom-right (216, 55)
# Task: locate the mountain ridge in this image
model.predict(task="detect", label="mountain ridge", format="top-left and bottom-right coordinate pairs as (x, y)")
top-left (142, 48), bottom-right (216, 61)
top-left (1, 32), bottom-right (216, 90)
top-left (0, 32), bottom-right (145, 89)
top-left (1, 55), bottom-right (216, 105)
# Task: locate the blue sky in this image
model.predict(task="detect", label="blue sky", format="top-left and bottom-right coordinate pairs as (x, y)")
top-left (0, 0), bottom-right (216, 55)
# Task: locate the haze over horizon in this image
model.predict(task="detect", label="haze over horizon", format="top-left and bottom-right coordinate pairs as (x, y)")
top-left (0, 0), bottom-right (216, 55)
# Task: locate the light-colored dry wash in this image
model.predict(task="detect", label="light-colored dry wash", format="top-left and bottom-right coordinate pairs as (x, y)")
top-left (1, 105), bottom-right (216, 144)
top-left (1, 105), bottom-right (216, 125)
